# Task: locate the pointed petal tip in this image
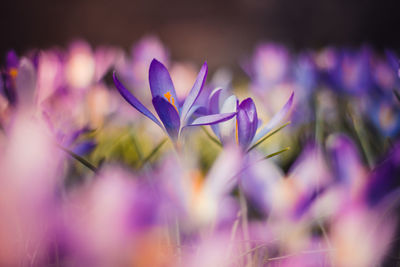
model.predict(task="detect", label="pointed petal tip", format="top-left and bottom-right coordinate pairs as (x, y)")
top-left (287, 91), bottom-right (295, 109)
top-left (180, 60), bottom-right (209, 123)
top-left (149, 59), bottom-right (163, 72)
top-left (112, 71), bottom-right (119, 86)
top-left (112, 70), bottom-right (122, 85)
top-left (150, 58), bottom-right (163, 67)
top-left (113, 69), bottom-right (163, 129)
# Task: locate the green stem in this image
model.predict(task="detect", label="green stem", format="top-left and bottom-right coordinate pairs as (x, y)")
top-left (130, 132), bottom-right (144, 162)
top-left (350, 112), bottom-right (374, 168)
top-left (201, 126), bottom-right (223, 147)
top-left (239, 187), bottom-right (252, 266)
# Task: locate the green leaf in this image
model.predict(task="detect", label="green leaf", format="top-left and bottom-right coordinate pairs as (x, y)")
top-left (58, 145), bottom-right (98, 173)
top-left (247, 121), bottom-right (291, 152)
top-left (262, 146), bottom-right (290, 160)
top-left (393, 89), bottom-right (400, 103)
top-left (130, 132), bottom-right (144, 162)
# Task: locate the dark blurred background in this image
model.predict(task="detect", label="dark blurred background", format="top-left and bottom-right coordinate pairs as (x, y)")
top-left (1, 0), bottom-right (399, 67)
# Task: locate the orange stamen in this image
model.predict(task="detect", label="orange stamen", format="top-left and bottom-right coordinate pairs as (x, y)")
top-left (163, 91), bottom-right (178, 113)
top-left (192, 171), bottom-right (204, 197)
top-left (235, 119), bottom-right (239, 144)
top-left (9, 68), bottom-right (18, 79)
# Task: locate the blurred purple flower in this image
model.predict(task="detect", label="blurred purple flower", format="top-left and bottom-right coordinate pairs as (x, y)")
top-left (0, 113), bottom-right (64, 266)
top-left (331, 48), bottom-right (373, 95)
top-left (370, 99), bottom-right (400, 137)
top-left (241, 142), bottom-right (331, 218)
top-left (63, 166), bottom-right (166, 266)
top-left (158, 146), bottom-right (242, 227)
top-left (244, 43), bottom-right (290, 90)
top-left (326, 134), bottom-right (366, 189)
top-left (371, 51), bottom-right (399, 92)
top-left (364, 142), bottom-right (400, 206)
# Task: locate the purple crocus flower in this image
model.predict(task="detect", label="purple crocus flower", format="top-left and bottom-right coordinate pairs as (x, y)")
top-left (209, 88), bottom-right (294, 150)
top-left (1, 50), bottom-right (20, 105)
top-left (113, 59), bottom-right (236, 141)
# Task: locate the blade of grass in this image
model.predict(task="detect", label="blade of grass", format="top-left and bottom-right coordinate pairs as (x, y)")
top-left (247, 121), bottom-right (291, 152)
top-left (58, 145), bottom-right (98, 173)
top-left (393, 89), bottom-right (400, 103)
top-left (262, 146), bottom-right (290, 160)
top-left (201, 126), bottom-right (223, 147)
top-left (139, 138), bottom-right (168, 167)
top-left (348, 109), bottom-right (374, 168)
top-left (130, 132), bottom-right (144, 161)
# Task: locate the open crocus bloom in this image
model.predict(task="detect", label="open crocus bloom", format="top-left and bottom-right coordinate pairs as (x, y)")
top-left (113, 59), bottom-right (236, 141)
top-left (209, 88), bottom-right (294, 150)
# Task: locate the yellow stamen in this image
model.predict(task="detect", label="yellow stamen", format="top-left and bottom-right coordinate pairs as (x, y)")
top-left (163, 91), bottom-right (178, 113)
top-left (9, 68), bottom-right (18, 79)
top-left (235, 119), bottom-right (239, 144)
top-left (192, 170), bottom-right (204, 197)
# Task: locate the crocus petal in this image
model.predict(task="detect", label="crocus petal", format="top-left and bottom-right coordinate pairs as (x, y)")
top-left (6, 50), bottom-right (19, 68)
top-left (326, 133), bottom-right (364, 186)
top-left (288, 142), bottom-right (331, 194)
top-left (364, 142), bottom-right (400, 207)
top-left (204, 145), bottom-right (242, 200)
top-left (16, 58), bottom-right (36, 107)
top-left (251, 92), bottom-right (294, 145)
top-left (208, 88), bottom-right (223, 114)
top-left (240, 152), bottom-right (284, 213)
top-left (219, 95), bottom-right (239, 143)
top-left (152, 96), bottom-right (181, 139)
top-left (149, 59), bottom-right (180, 112)
top-left (181, 62), bottom-right (208, 124)
top-left (208, 88), bottom-right (223, 138)
top-left (187, 112), bottom-right (236, 126)
top-left (71, 141), bottom-right (97, 156)
top-left (64, 126), bottom-right (92, 146)
top-left (184, 104), bottom-right (204, 125)
top-left (237, 98), bottom-right (258, 149)
top-left (113, 72), bottom-right (163, 129)
top-left (292, 188), bottom-right (323, 220)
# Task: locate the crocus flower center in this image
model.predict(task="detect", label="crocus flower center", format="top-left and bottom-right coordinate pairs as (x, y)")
top-left (163, 91), bottom-right (178, 113)
top-left (379, 105), bottom-right (396, 130)
top-left (192, 171), bottom-right (204, 196)
top-left (9, 68), bottom-right (18, 79)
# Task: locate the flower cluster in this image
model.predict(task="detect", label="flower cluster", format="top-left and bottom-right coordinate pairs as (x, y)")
top-left (0, 37), bottom-right (400, 266)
